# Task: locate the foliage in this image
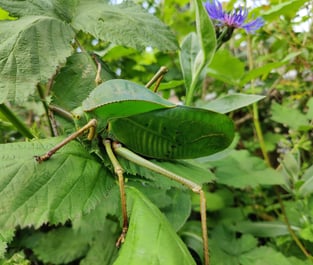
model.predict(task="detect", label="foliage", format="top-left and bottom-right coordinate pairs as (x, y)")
top-left (0, 0), bottom-right (313, 264)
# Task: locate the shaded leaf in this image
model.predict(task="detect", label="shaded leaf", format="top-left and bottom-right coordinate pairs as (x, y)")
top-left (113, 187), bottom-right (196, 265)
top-left (72, 1), bottom-right (178, 51)
top-left (0, 15), bottom-right (74, 103)
top-left (26, 228), bottom-right (89, 264)
top-left (52, 52), bottom-right (114, 111)
top-left (0, 137), bottom-right (115, 228)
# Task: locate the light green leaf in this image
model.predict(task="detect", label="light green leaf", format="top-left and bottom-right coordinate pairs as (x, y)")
top-left (194, 0), bottom-right (216, 67)
top-left (299, 165), bottom-right (313, 197)
top-left (0, 0), bottom-right (78, 22)
top-left (240, 52), bottom-right (301, 85)
top-left (113, 187), bottom-right (196, 265)
top-left (72, 1), bottom-right (178, 51)
top-left (179, 32), bottom-right (203, 92)
top-left (208, 49), bottom-right (245, 85)
top-left (0, 137), bottom-right (115, 229)
top-left (271, 102), bottom-right (308, 130)
top-left (209, 150), bottom-right (285, 188)
top-left (83, 79), bottom-right (175, 120)
top-left (203, 93), bottom-right (265, 113)
top-left (262, 0), bottom-right (307, 21)
top-left (0, 15), bottom-right (74, 103)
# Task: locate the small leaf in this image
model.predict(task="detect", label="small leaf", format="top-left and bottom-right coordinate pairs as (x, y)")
top-left (209, 150), bottom-right (285, 188)
top-left (113, 187), bottom-right (196, 265)
top-left (234, 221), bottom-right (299, 237)
top-left (203, 93), bottom-right (265, 114)
top-left (0, 137), bottom-right (115, 228)
top-left (82, 79), bottom-right (175, 120)
top-left (0, 15), bottom-right (74, 103)
top-left (271, 102), bottom-right (308, 130)
top-left (72, 1), bottom-right (178, 51)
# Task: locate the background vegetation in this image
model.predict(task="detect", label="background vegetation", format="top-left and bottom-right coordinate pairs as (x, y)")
top-left (0, 0), bottom-right (313, 264)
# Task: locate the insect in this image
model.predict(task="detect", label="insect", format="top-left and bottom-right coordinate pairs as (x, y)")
top-left (36, 68), bottom-right (235, 265)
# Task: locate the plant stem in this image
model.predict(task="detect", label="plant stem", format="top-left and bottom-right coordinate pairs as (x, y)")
top-left (37, 84), bottom-right (56, 136)
top-left (0, 103), bottom-right (34, 139)
top-left (246, 36), bottom-right (271, 167)
top-left (247, 36), bottom-right (312, 259)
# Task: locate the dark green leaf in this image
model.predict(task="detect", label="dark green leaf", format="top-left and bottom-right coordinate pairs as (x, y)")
top-left (52, 52), bottom-right (114, 111)
top-left (72, 1), bottom-right (178, 51)
top-left (0, 137), bottom-right (115, 228)
top-left (110, 105), bottom-right (235, 159)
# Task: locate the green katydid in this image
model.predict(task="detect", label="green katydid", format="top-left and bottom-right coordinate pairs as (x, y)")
top-left (36, 67), bottom-right (235, 265)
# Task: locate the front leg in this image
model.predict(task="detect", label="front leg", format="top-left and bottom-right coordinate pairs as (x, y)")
top-left (35, 119), bottom-right (97, 162)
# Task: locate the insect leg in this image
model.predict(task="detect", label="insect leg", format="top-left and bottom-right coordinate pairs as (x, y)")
top-left (145, 66), bottom-right (168, 92)
top-left (112, 142), bottom-right (210, 265)
top-left (103, 139), bottom-right (129, 248)
top-left (35, 119), bottom-right (97, 162)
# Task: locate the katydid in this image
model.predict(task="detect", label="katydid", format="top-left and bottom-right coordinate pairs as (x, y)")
top-left (36, 68), bottom-right (235, 265)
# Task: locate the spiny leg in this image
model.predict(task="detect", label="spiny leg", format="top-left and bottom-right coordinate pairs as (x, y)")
top-left (35, 119), bottom-right (97, 162)
top-left (112, 142), bottom-right (210, 265)
top-left (103, 139), bottom-right (128, 247)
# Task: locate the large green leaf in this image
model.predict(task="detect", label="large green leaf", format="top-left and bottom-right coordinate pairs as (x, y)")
top-left (0, 0), bottom-right (77, 22)
top-left (82, 79), bottom-right (175, 121)
top-left (113, 187), bottom-right (196, 265)
top-left (72, 1), bottom-right (178, 51)
top-left (0, 137), bottom-right (115, 228)
top-left (0, 15), bottom-right (74, 103)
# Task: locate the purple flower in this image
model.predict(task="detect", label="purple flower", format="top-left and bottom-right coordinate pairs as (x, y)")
top-left (205, 0), bottom-right (264, 34)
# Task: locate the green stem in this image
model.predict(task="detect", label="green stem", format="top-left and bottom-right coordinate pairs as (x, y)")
top-left (0, 103), bottom-right (34, 139)
top-left (246, 36), bottom-right (271, 167)
top-left (37, 84), bottom-right (56, 136)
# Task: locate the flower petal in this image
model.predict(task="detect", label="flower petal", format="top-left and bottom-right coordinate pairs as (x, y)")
top-left (242, 17), bottom-right (264, 33)
top-left (205, 0), bottom-right (225, 20)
